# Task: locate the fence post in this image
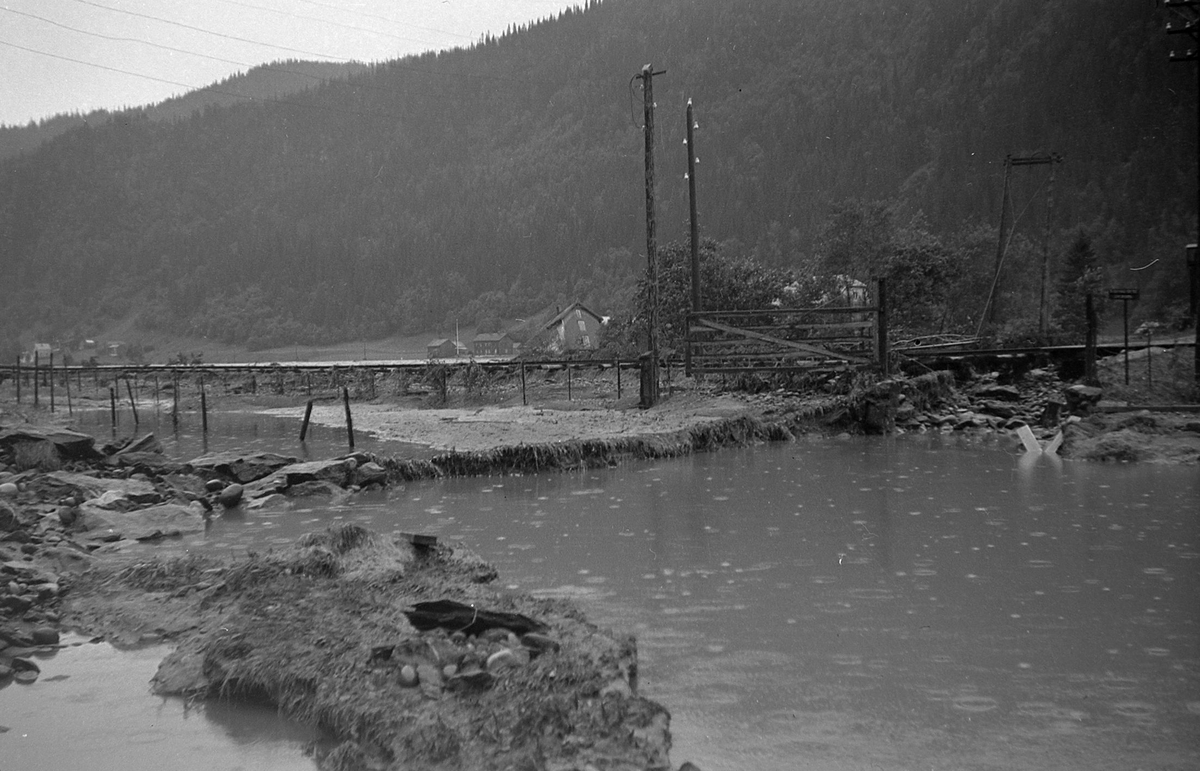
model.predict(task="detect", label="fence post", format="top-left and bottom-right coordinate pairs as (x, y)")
top-left (14, 357), bottom-right (19, 403)
top-left (33, 350), bottom-right (39, 408)
top-left (343, 387), bottom-right (355, 450)
top-left (200, 378), bottom-right (208, 433)
top-left (521, 363), bottom-right (527, 406)
top-left (300, 400), bottom-right (314, 441)
top-left (110, 387), bottom-right (117, 428)
top-left (1085, 292), bottom-right (1098, 385)
top-left (616, 359), bottom-right (622, 400)
top-left (49, 352), bottom-right (55, 412)
top-left (567, 365), bottom-right (572, 401)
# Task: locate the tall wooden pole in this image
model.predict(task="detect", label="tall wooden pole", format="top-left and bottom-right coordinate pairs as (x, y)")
top-left (639, 64), bottom-right (663, 407)
top-left (1167, 2), bottom-right (1200, 382)
top-left (685, 99), bottom-right (700, 377)
top-left (686, 99), bottom-right (701, 314)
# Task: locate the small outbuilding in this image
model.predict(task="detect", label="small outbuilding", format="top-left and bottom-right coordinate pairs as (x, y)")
top-left (471, 332), bottom-right (515, 357)
top-left (426, 339), bottom-right (468, 359)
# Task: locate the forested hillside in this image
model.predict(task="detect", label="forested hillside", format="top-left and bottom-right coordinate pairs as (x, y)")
top-left (0, 61), bottom-right (364, 162)
top-left (0, 0), bottom-right (1192, 354)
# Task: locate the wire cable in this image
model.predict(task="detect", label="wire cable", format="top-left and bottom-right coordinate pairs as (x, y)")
top-left (65, 0), bottom-right (348, 60)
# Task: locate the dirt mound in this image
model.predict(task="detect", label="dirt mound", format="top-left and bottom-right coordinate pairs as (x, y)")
top-left (61, 524), bottom-right (673, 771)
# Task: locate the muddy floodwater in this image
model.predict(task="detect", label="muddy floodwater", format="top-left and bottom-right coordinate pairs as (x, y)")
top-left (8, 429), bottom-right (1200, 770)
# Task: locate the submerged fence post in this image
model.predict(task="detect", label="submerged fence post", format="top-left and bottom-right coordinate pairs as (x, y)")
top-left (33, 350), bottom-right (39, 408)
top-left (14, 357), bottom-right (19, 403)
top-left (300, 399), bottom-right (314, 442)
top-left (48, 352), bottom-right (55, 413)
top-left (567, 365), bottom-right (572, 401)
top-left (109, 387), bottom-right (117, 428)
top-left (125, 377), bottom-right (139, 425)
top-left (616, 359), bottom-right (622, 400)
top-left (65, 367), bottom-right (73, 416)
top-left (520, 363), bottom-right (527, 406)
top-left (172, 375), bottom-right (180, 428)
top-left (342, 386), bottom-right (355, 450)
top-left (200, 378), bottom-right (208, 433)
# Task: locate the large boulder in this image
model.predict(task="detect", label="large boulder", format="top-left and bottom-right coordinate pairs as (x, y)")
top-left (186, 451), bottom-right (298, 483)
top-left (0, 426), bottom-right (100, 460)
top-left (42, 471), bottom-right (161, 506)
top-left (76, 502), bottom-right (207, 542)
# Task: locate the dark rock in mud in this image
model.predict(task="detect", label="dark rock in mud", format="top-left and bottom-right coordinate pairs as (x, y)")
top-left (42, 471), bottom-right (160, 506)
top-left (186, 451), bottom-right (298, 484)
top-left (973, 384), bottom-right (1021, 401)
top-left (76, 502), bottom-right (206, 542)
top-left (0, 426), bottom-right (100, 461)
top-left (217, 484), bottom-right (243, 508)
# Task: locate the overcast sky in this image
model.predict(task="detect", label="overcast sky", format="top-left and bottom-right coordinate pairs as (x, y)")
top-left (0, 0), bottom-right (580, 127)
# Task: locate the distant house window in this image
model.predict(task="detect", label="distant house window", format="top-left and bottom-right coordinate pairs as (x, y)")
top-left (577, 320), bottom-right (587, 333)
top-left (582, 335), bottom-right (591, 348)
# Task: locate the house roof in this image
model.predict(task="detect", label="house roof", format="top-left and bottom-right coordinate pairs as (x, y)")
top-left (473, 332), bottom-right (512, 343)
top-left (427, 339), bottom-right (451, 347)
top-left (543, 302), bottom-right (604, 330)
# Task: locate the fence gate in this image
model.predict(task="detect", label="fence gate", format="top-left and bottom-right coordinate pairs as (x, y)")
top-left (685, 280), bottom-right (888, 376)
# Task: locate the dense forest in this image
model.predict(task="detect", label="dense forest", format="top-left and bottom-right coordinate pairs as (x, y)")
top-left (0, 0), bottom-right (1193, 355)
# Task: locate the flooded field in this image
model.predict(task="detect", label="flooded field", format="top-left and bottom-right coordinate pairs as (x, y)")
top-left (5, 430), bottom-right (1199, 770)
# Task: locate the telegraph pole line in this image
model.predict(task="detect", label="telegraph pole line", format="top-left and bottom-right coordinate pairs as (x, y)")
top-left (637, 64), bottom-right (665, 407)
top-left (1165, 0), bottom-right (1200, 384)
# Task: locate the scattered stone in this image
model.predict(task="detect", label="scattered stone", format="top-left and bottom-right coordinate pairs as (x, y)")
top-left (205, 479), bottom-right (225, 493)
top-left (415, 662), bottom-right (443, 698)
top-left (0, 501), bottom-right (18, 532)
top-left (56, 506), bottom-right (77, 527)
top-left (486, 648), bottom-right (521, 673)
top-left (217, 484), bottom-right (244, 508)
top-left (398, 664), bottom-right (418, 687)
top-left (30, 626), bottom-right (59, 645)
top-left (973, 384), bottom-right (1021, 401)
top-left (521, 632), bottom-right (561, 655)
top-left (0, 483), bottom-right (17, 497)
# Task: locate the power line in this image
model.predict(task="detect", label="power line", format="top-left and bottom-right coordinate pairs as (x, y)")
top-left (2, 6), bottom-right (389, 94)
top-left (213, 0), bottom-right (442, 48)
top-left (0, 38), bottom-right (407, 122)
top-left (65, 0), bottom-right (347, 60)
top-left (293, 0), bottom-right (474, 42)
top-left (0, 38), bottom-right (199, 91)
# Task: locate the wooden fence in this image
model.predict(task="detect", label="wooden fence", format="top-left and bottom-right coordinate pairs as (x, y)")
top-left (685, 279), bottom-right (888, 376)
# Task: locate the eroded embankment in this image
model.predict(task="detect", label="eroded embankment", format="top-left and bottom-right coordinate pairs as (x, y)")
top-left (378, 409), bottom-right (835, 482)
top-left (61, 524), bottom-right (672, 771)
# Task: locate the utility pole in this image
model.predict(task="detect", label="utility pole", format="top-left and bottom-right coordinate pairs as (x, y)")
top-left (978, 152), bottom-right (1061, 339)
top-left (686, 99), bottom-right (701, 314)
top-left (637, 64), bottom-right (665, 407)
top-left (1166, 0), bottom-right (1200, 384)
top-left (684, 98), bottom-right (700, 377)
